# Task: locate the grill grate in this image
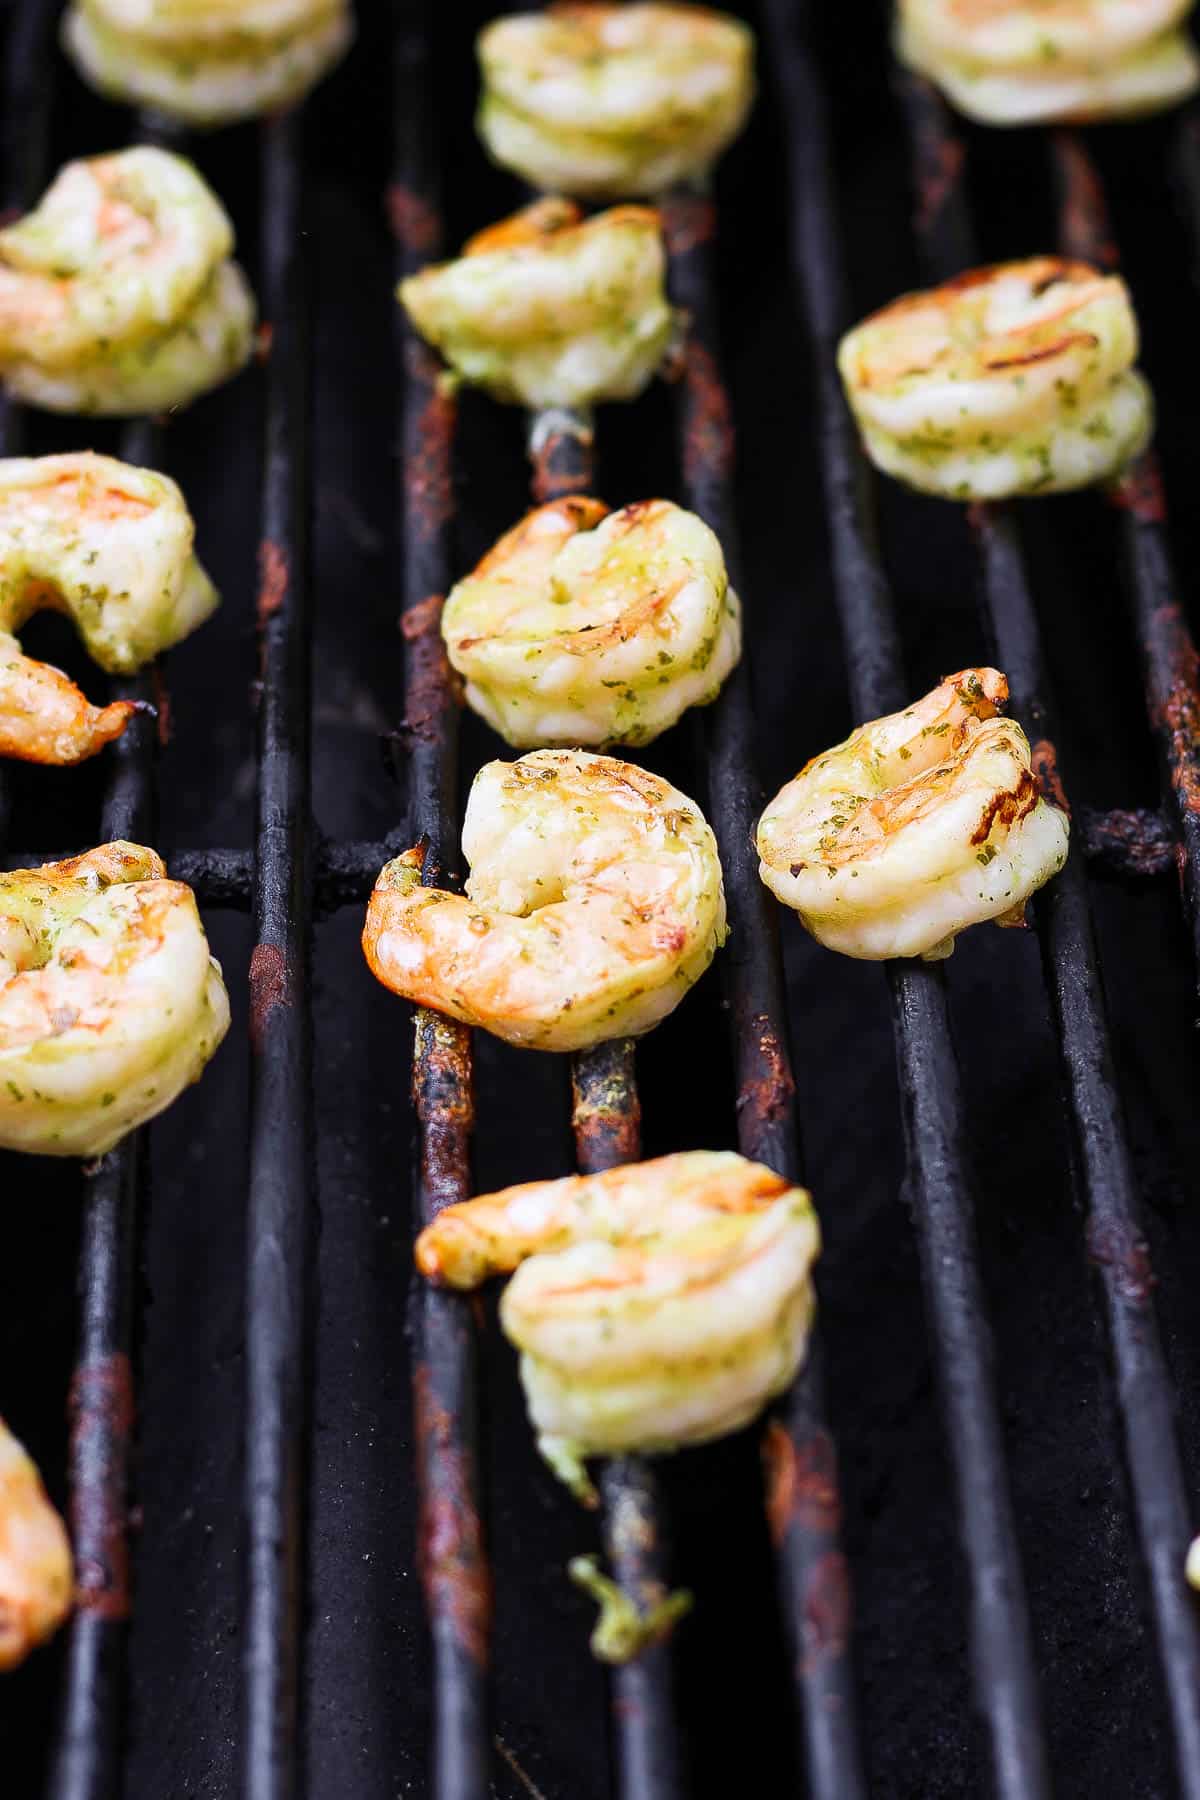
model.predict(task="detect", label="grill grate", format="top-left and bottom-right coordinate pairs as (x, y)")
top-left (4, 0), bottom-right (1200, 1796)
top-left (892, 69), bottom-right (1200, 1794)
top-left (768, 1), bottom-right (1200, 1794)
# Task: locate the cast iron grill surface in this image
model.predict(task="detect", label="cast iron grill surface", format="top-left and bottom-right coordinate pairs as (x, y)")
top-left (2, 2), bottom-right (1200, 1798)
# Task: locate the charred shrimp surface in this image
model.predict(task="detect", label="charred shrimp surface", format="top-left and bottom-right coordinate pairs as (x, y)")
top-left (897, 0), bottom-right (1200, 124)
top-left (398, 197), bottom-right (676, 410)
top-left (0, 453), bottom-right (217, 765)
top-left (363, 748), bottom-right (726, 1052)
top-left (63, 0), bottom-right (353, 126)
top-left (416, 1150), bottom-right (819, 1501)
top-left (838, 257), bottom-right (1151, 500)
top-left (757, 668), bottom-right (1069, 961)
top-left (443, 495), bottom-right (741, 749)
top-left (0, 842), bottom-right (230, 1157)
top-left (477, 2), bottom-right (754, 199)
top-left (0, 148), bottom-right (254, 415)
top-left (0, 1420), bottom-right (72, 1671)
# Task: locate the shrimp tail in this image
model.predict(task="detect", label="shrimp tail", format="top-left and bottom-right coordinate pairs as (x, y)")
top-left (0, 636), bottom-right (139, 763)
top-left (539, 1435), bottom-right (599, 1508)
top-left (568, 1554), bottom-right (693, 1663)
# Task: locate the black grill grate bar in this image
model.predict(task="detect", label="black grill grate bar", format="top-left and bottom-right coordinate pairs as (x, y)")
top-left (242, 111), bottom-right (316, 1800)
top-left (48, 418), bottom-right (160, 1800)
top-left (393, 7), bottom-right (490, 1796)
top-left (527, 417), bottom-right (686, 1800)
top-left (762, 4), bottom-right (1054, 1794)
top-left (45, 75), bottom-right (183, 1794)
top-left (1051, 131), bottom-right (1200, 995)
top-left (661, 188), bottom-right (866, 1800)
top-left (898, 77), bottom-right (1200, 1796)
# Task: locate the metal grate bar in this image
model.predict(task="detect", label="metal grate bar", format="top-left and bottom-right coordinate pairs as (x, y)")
top-left (48, 410), bottom-right (162, 1800)
top-left (242, 111), bottom-right (316, 1800)
top-left (1050, 132), bottom-right (1200, 992)
top-left (393, 8), bottom-right (490, 1797)
top-left (659, 186), bottom-right (866, 1800)
top-left (898, 78), bottom-right (1200, 1797)
top-left (526, 414), bottom-right (686, 1800)
top-left (763, 5), bottom-right (1052, 1794)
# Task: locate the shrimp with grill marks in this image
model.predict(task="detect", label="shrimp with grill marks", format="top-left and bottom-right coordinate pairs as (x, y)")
top-left (757, 668), bottom-right (1069, 961)
top-left (416, 1150), bottom-right (820, 1503)
top-left (0, 147), bottom-right (254, 415)
top-left (0, 842), bottom-right (230, 1157)
top-left (838, 257), bottom-right (1152, 499)
top-left (0, 1419), bottom-right (72, 1671)
top-left (897, 0), bottom-right (1200, 125)
top-left (0, 453), bottom-right (217, 765)
top-left (477, 3), bottom-right (755, 199)
top-left (363, 749), bottom-right (726, 1052)
top-left (398, 197), bottom-right (677, 411)
top-left (442, 495), bottom-right (741, 749)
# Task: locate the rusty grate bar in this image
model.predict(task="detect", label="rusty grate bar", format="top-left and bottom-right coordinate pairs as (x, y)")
top-left (528, 410), bottom-right (686, 1800)
top-left (659, 186), bottom-right (866, 1800)
top-left (46, 93), bottom-right (185, 1800)
top-left (48, 409), bottom-right (161, 1800)
top-left (1048, 130), bottom-right (1200, 995)
top-left (762, 4), bottom-right (1052, 1794)
top-left (393, 8), bottom-right (490, 1798)
top-left (242, 110), bottom-right (316, 1800)
top-left (897, 74), bottom-right (1200, 1797)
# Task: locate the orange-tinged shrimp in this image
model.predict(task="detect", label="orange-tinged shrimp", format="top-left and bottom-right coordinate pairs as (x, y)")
top-left (416, 1149), bottom-right (820, 1501)
top-left (0, 842), bottom-right (230, 1156)
top-left (0, 148), bottom-right (254, 415)
top-left (441, 494), bottom-right (741, 748)
top-left (0, 452), bottom-right (217, 765)
top-left (363, 749), bottom-right (726, 1052)
top-left (0, 1418), bottom-right (72, 1671)
top-left (757, 668), bottom-right (1069, 960)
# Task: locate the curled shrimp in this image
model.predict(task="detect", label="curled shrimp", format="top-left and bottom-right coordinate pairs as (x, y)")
top-left (398, 197), bottom-right (677, 411)
top-left (477, 3), bottom-right (755, 199)
top-left (64, 0), bottom-right (353, 127)
top-left (756, 668), bottom-right (1069, 961)
top-left (442, 495), bottom-right (741, 749)
top-left (416, 1150), bottom-right (820, 1502)
top-left (0, 841), bottom-right (230, 1157)
top-left (0, 452), bottom-right (217, 765)
top-left (838, 257), bottom-right (1151, 500)
top-left (897, 0), bottom-right (1200, 125)
top-left (0, 147), bottom-right (254, 415)
top-left (0, 1419), bottom-right (72, 1671)
top-left (363, 748), bottom-right (726, 1052)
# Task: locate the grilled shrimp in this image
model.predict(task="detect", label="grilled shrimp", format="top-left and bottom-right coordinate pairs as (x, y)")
top-left (897, 0), bottom-right (1200, 125)
top-left (64, 0), bottom-right (353, 127)
top-left (416, 1150), bottom-right (820, 1501)
top-left (0, 842), bottom-right (230, 1157)
top-left (398, 198), bottom-right (676, 410)
top-left (0, 453), bottom-right (216, 765)
top-left (443, 496), bottom-right (741, 749)
top-left (757, 668), bottom-right (1069, 961)
top-left (363, 749), bottom-right (726, 1052)
top-left (0, 148), bottom-right (254, 415)
top-left (477, 3), bottom-right (754, 199)
top-left (0, 1419), bottom-right (72, 1671)
top-left (838, 257), bottom-right (1151, 500)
